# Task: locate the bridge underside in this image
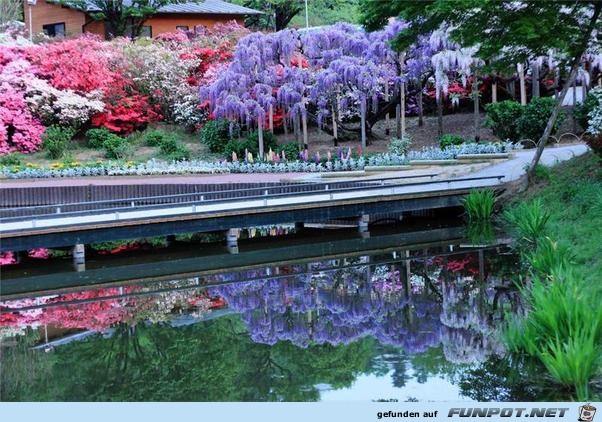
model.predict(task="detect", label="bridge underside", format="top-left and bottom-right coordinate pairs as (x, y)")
top-left (0, 193), bottom-right (464, 252)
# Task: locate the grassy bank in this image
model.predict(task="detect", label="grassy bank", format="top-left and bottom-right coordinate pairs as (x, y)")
top-left (516, 152), bottom-right (602, 282)
top-left (502, 152), bottom-right (602, 400)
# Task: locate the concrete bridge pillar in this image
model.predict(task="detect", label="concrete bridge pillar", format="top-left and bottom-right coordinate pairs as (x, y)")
top-left (226, 228), bottom-right (240, 254)
top-left (358, 214), bottom-right (370, 238)
top-left (73, 243), bottom-right (85, 272)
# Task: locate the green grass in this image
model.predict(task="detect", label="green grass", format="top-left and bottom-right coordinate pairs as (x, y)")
top-left (503, 152), bottom-right (602, 399)
top-left (515, 153), bottom-right (602, 282)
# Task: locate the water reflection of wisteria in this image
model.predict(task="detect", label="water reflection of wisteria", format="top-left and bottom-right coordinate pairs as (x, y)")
top-left (208, 252), bottom-right (520, 363)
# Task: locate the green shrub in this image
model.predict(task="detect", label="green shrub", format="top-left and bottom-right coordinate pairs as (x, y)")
top-left (533, 164), bottom-right (552, 182)
top-left (163, 144), bottom-right (191, 161)
top-left (102, 135), bottom-right (131, 159)
top-left (143, 129), bottom-right (167, 147)
top-left (463, 189), bottom-right (495, 221)
top-left (0, 154), bottom-right (23, 166)
top-left (505, 268), bottom-right (601, 400)
top-left (245, 130), bottom-right (278, 155)
top-left (484, 100), bottom-right (523, 142)
top-left (388, 136), bottom-right (412, 155)
top-left (42, 126), bottom-right (75, 159)
top-left (439, 134), bottom-right (465, 149)
top-left (223, 139), bottom-right (257, 159)
top-left (276, 143), bottom-right (300, 161)
top-left (517, 97), bottom-right (564, 143)
top-left (85, 128), bottom-right (113, 149)
top-left (504, 199), bottom-right (550, 244)
top-left (157, 135), bottom-right (179, 154)
top-left (200, 119), bottom-right (239, 153)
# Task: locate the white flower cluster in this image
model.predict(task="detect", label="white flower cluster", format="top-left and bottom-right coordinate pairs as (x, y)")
top-left (586, 86), bottom-right (602, 136)
top-left (25, 79), bottom-right (104, 127)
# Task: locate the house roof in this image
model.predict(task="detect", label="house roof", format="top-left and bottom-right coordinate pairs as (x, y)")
top-left (56, 0), bottom-right (263, 15)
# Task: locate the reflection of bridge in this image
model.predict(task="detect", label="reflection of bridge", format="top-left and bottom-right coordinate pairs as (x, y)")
top-left (1, 225), bottom-right (509, 300)
top-left (0, 175), bottom-right (503, 252)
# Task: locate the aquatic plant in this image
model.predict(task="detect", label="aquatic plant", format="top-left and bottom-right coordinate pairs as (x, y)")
top-left (465, 221), bottom-right (495, 245)
top-left (503, 199), bottom-right (550, 244)
top-left (463, 189), bottom-right (495, 221)
top-left (526, 237), bottom-right (575, 279)
top-left (505, 267), bottom-right (602, 400)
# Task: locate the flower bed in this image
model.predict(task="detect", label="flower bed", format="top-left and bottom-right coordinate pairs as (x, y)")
top-left (0, 142), bottom-right (515, 179)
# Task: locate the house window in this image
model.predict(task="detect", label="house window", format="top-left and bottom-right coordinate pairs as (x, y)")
top-left (140, 26), bottom-right (152, 38)
top-left (42, 22), bottom-right (66, 37)
top-left (176, 25), bottom-right (189, 31)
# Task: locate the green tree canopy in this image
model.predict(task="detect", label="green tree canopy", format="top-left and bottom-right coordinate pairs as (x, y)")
top-left (359, 0), bottom-right (602, 179)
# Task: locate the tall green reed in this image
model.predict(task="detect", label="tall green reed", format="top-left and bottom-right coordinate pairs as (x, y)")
top-left (463, 189), bottom-right (495, 221)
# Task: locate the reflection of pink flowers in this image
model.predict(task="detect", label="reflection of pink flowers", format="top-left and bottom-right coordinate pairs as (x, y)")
top-left (0, 287), bottom-right (213, 332)
top-left (0, 251), bottom-right (16, 266)
top-left (28, 248), bottom-right (49, 259)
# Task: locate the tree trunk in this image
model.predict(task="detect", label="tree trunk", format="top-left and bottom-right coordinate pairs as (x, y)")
top-left (361, 97), bottom-right (367, 150)
top-left (518, 63), bottom-right (527, 105)
top-left (527, 1), bottom-right (601, 180)
top-left (384, 83), bottom-right (390, 135)
top-left (531, 62), bottom-right (540, 98)
top-left (302, 111), bottom-right (308, 150)
top-left (572, 78), bottom-right (577, 133)
top-left (492, 79), bottom-right (497, 103)
top-left (269, 104), bottom-right (274, 133)
top-left (396, 105), bottom-right (401, 138)
top-left (436, 86), bottom-right (443, 137)
top-left (417, 79), bottom-right (424, 126)
top-left (258, 119), bottom-right (264, 160)
top-left (400, 82), bottom-right (406, 138)
top-left (332, 105), bottom-right (338, 145)
top-left (473, 71), bottom-right (480, 142)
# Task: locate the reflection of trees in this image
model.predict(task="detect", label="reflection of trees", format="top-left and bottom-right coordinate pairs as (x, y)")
top-left (458, 355), bottom-right (567, 402)
top-left (1, 316), bottom-right (375, 401)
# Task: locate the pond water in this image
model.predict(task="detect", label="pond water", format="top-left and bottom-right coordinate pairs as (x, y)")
top-left (0, 225), bottom-right (569, 401)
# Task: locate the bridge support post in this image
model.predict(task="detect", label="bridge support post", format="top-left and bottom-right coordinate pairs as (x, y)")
top-left (358, 214), bottom-right (370, 238)
top-left (72, 243), bottom-right (85, 272)
top-left (226, 228), bottom-right (239, 254)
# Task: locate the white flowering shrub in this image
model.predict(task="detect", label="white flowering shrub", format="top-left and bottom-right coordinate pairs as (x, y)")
top-left (586, 87), bottom-right (602, 136)
top-left (25, 79), bottom-right (105, 128)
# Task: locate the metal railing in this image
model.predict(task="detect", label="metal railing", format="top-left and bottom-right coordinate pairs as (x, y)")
top-left (0, 174), bottom-right (438, 219)
top-left (0, 174), bottom-right (504, 228)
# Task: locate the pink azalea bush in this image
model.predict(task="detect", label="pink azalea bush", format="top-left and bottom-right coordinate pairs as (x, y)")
top-left (0, 22), bottom-right (248, 155)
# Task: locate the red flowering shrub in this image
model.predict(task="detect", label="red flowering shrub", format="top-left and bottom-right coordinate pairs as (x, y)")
top-left (92, 93), bottom-right (161, 134)
top-left (23, 35), bottom-right (115, 94)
